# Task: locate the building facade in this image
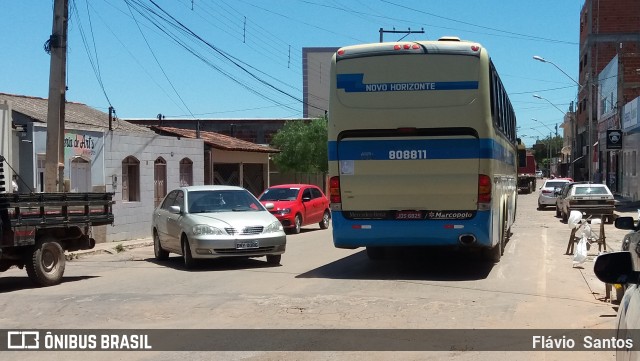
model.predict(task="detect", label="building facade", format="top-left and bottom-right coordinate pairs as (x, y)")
top-left (577, 0), bottom-right (640, 193)
top-left (302, 47), bottom-right (339, 118)
top-left (0, 92), bottom-right (293, 241)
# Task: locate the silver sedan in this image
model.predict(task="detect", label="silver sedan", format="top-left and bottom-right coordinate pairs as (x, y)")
top-left (151, 185), bottom-right (286, 268)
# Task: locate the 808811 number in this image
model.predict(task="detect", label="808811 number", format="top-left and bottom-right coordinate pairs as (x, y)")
top-left (388, 150), bottom-right (427, 160)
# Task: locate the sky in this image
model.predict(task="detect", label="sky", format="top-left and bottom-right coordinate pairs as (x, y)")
top-left (1, 0), bottom-right (585, 146)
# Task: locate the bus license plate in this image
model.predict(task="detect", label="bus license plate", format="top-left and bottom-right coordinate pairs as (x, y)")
top-left (236, 241), bottom-right (259, 249)
top-left (396, 211), bottom-right (423, 220)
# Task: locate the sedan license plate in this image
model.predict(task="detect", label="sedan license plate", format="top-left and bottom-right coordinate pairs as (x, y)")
top-left (235, 240), bottom-right (259, 250)
top-left (395, 210), bottom-right (423, 220)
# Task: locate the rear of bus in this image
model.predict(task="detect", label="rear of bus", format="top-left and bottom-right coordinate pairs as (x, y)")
top-left (328, 38), bottom-right (502, 254)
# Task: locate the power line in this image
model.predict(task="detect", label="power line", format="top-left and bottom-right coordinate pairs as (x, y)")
top-left (70, 0), bottom-right (113, 106)
top-left (124, 0), bottom-right (196, 118)
top-left (126, 0), bottom-right (302, 113)
top-left (380, 0), bottom-right (578, 45)
top-left (143, 0), bottom-right (326, 112)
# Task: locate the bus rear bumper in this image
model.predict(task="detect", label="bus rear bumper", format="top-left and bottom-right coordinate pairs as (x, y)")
top-left (331, 211), bottom-right (492, 249)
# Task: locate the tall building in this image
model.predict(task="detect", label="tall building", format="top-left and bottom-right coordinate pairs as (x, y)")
top-left (577, 0), bottom-right (640, 194)
top-left (302, 47), bottom-right (339, 118)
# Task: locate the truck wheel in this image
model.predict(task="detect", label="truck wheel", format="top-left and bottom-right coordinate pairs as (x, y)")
top-left (25, 241), bottom-right (66, 287)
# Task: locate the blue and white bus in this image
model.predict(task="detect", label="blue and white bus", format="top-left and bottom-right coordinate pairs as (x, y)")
top-left (328, 37), bottom-right (517, 262)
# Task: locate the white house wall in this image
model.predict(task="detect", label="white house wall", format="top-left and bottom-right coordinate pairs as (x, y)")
top-left (32, 126), bottom-right (105, 190)
top-left (105, 132), bottom-right (204, 242)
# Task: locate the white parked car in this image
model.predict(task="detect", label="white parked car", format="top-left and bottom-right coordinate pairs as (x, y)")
top-left (556, 182), bottom-right (615, 223)
top-left (537, 178), bottom-right (572, 210)
top-left (151, 185), bottom-right (286, 269)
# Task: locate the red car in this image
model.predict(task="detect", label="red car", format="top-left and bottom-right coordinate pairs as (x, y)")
top-left (258, 184), bottom-right (331, 234)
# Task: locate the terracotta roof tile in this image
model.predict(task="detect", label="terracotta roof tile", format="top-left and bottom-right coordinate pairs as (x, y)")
top-left (0, 93), bottom-right (151, 133)
top-left (151, 126), bottom-right (279, 153)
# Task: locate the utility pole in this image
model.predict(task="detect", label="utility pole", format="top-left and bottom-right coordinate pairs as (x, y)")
top-left (379, 28), bottom-right (425, 42)
top-left (44, 0), bottom-right (68, 192)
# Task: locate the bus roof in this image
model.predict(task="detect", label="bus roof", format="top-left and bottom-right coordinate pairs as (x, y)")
top-left (336, 37), bottom-right (483, 61)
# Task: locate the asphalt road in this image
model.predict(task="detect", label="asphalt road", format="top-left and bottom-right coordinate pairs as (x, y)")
top-left (0, 188), bottom-right (633, 360)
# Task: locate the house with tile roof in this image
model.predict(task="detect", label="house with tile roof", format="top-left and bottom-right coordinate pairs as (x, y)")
top-left (149, 126), bottom-right (279, 197)
top-left (0, 93), bottom-right (280, 243)
top-left (127, 117), bottom-right (327, 192)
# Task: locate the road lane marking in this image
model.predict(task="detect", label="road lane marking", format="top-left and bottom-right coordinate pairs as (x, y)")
top-left (537, 227), bottom-right (548, 295)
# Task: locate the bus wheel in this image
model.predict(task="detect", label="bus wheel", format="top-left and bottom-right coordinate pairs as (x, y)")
top-left (486, 216), bottom-right (506, 263)
top-left (366, 246), bottom-right (385, 261)
top-left (485, 242), bottom-right (501, 263)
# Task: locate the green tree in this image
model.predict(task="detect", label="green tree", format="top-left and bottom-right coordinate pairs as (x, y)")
top-left (271, 118), bottom-right (328, 174)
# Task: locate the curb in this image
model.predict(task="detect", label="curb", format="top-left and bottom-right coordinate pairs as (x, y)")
top-left (66, 240), bottom-right (153, 260)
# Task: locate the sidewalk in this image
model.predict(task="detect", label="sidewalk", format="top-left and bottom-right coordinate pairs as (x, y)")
top-left (68, 237), bottom-right (153, 259)
top-left (614, 194), bottom-right (640, 216)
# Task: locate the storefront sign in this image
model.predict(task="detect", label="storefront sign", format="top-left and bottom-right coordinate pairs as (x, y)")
top-left (623, 97), bottom-right (639, 131)
top-left (606, 129), bottom-right (622, 150)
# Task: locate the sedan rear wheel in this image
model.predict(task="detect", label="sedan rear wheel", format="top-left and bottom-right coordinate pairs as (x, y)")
top-left (319, 211), bottom-right (330, 229)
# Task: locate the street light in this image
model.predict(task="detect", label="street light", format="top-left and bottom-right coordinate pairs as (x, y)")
top-left (532, 118), bottom-right (554, 175)
top-left (533, 94), bottom-right (566, 116)
top-left (533, 55), bottom-right (591, 181)
top-left (533, 56), bottom-right (581, 88)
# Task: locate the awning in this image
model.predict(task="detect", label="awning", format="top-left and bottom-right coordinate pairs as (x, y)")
top-left (561, 146), bottom-right (572, 155)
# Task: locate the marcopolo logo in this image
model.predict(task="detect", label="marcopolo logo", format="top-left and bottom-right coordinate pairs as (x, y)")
top-left (426, 211), bottom-right (475, 220)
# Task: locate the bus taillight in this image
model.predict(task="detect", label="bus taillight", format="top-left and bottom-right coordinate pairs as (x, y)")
top-left (329, 176), bottom-right (341, 204)
top-left (478, 174), bottom-right (492, 205)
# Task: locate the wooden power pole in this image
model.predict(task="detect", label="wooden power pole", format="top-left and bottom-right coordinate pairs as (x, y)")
top-left (44, 0), bottom-right (68, 192)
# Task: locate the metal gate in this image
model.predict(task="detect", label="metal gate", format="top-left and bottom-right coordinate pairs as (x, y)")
top-left (214, 163), bottom-right (264, 196)
top-left (154, 158), bottom-right (167, 207)
top-left (243, 164), bottom-right (264, 196)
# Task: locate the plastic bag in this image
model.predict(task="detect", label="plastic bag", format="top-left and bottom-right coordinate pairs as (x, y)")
top-left (573, 236), bottom-right (588, 266)
top-left (568, 211), bottom-right (583, 229)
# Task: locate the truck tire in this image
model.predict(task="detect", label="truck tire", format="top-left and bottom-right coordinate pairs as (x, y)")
top-left (25, 241), bottom-right (66, 287)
